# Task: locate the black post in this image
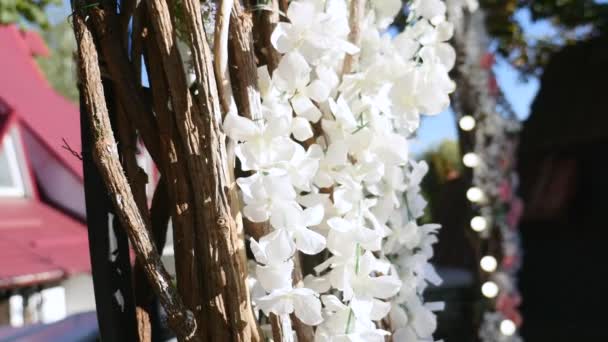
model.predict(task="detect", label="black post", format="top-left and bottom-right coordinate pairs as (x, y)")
top-left (81, 81), bottom-right (139, 341)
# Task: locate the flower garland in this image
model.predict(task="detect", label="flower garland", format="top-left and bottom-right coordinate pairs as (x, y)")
top-left (450, 8), bottom-right (524, 341)
top-left (224, 0), bottom-right (462, 340)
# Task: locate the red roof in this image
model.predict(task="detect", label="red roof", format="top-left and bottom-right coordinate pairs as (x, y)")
top-left (20, 29), bottom-right (50, 57)
top-left (0, 199), bottom-right (90, 289)
top-left (0, 25), bottom-right (82, 178)
top-left (0, 25), bottom-right (90, 288)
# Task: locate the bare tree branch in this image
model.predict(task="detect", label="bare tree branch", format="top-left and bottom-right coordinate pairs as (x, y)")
top-left (342, 0), bottom-right (365, 76)
top-left (73, 12), bottom-right (196, 341)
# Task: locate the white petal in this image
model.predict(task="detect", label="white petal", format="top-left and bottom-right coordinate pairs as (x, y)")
top-left (257, 290), bottom-right (293, 316)
top-left (370, 299), bottom-right (391, 321)
top-left (327, 217), bottom-right (352, 233)
top-left (321, 294), bottom-right (346, 312)
top-left (291, 288), bottom-right (323, 325)
top-left (304, 275), bottom-right (332, 293)
top-left (257, 261), bottom-right (294, 292)
top-left (304, 79), bottom-right (331, 103)
top-left (265, 229), bottom-right (297, 262)
top-left (249, 237), bottom-right (269, 265)
top-left (223, 114), bottom-right (259, 141)
top-left (243, 203), bottom-right (270, 222)
top-left (291, 116), bottom-right (314, 141)
top-left (294, 228), bottom-right (326, 255)
top-left (291, 94), bottom-right (322, 122)
top-left (411, 305), bottom-right (437, 338)
top-left (303, 204), bottom-right (324, 226)
top-left (367, 276), bottom-right (402, 299)
top-left (275, 51), bottom-right (311, 93)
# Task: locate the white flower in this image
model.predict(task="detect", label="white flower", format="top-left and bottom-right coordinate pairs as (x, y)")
top-left (315, 295), bottom-right (390, 342)
top-left (369, 0), bottom-right (402, 29)
top-left (238, 1), bottom-right (459, 338)
top-left (270, 203), bottom-right (326, 255)
top-left (237, 173), bottom-right (296, 222)
top-left (344, 251), bottom-right (402, 301)
top-left (257, 287), bottom-right (323, 326)
top-left (273, 51), bottom-right (331, 122)
top-left (250, 229), bottom-right (296, 292)
top-left (271, 1), bottom-right (358, 65)
top-left (412, 0), bottom-right (447, 22)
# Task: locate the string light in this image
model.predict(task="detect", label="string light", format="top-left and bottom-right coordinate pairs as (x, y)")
top-left (481, 281), bottom-right (499, 298)
top-left (480, 256), bottom-right (497, 272)
top-left (462, 152), bottom-right (480, 168)
top-left (459, 115), bottom-right (476, 131)
top-left (470, 216), bottom-right (487, 232)
top-left (500, 319), bottom-right (516, 336)
top-left (467, 187), bottom-right (484, 202)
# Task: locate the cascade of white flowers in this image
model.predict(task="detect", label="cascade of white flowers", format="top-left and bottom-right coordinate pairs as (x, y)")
top-left (223, 1), bottom-right (463, 340)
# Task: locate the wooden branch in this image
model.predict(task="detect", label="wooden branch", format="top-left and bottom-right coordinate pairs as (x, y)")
top-left (143, 26), bottom-right (206, 341)
top-left (342, 0), bottom-right (365, 76)
top-left (130, 3), bottom-right (145, 85)
top-left (73, 13), bottom-right (196, 341)
top-left (214, 0), bottom-right (235, 115)
top-left (146, 0), bottom-right (259, 340)
top-left (279, 0), bottom-right (288, 13)
top-left (87, 9), bottom-right (162, 166)
top-left (249, 0), bottom-right (280, 72)
top-left (80, 82), bottom-right (140, 342)
top-left (229, 2), bottom-right (263, 122)
top-left (119, 0), bottom-right (137, 53)
top-left (130, 178), bottom-right (171, 342)
top-left (115, 99), bottom-right (153, 342)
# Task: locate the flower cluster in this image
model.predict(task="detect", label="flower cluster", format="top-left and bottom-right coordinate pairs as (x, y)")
top-left (450, 6), bottom-right (524, 341)
top-left (224, 0), bottom-right (459, 340)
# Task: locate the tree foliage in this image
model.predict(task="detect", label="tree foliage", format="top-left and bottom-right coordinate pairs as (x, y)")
top-left (37, 20), bottom-right (79, 102)
top-left (480, 0), bottom-right (608, 74)
top-left (0, 0), bottom-right (60, 28)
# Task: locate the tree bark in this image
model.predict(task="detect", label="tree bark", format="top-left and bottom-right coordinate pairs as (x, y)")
top-left (73, 12), bottom-right (197, 341)
top-left (146, 0), bottom-right (259, 340)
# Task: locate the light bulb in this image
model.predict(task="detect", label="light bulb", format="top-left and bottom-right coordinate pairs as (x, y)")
top-left (480, 256), bottom-right (498, 272)
top-left (467, 187), bottom-right (484, 202)
top-left (500, 319), bottom-right (516, 336)
top-left (481, 281), bottom-right (499, 298)
top-left (470, 216), bottom-right (487, 232)
top-left (459, 115), bottom-right (476, 131)
top-left (462, 152), bottom-right (480, 168)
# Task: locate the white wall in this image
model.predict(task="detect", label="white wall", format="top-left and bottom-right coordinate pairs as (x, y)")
top-left (62, 274), bottom-right (96, 315)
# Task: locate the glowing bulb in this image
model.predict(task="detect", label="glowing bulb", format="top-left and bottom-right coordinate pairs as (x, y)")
top-left (462, 152), bottom-right (480, 168)
top-left (467, 187), bottom-right (484, 202)
top-left (500, 319), bottom-right (516, 336)
top-left (481, 281), bottom-right (499, 298)
top-left (480, 256), bottom-right (498, 272)
top-left (470, 216), bottom-right (487, 232)
top-left (459, 115), bottom-right (476, 131)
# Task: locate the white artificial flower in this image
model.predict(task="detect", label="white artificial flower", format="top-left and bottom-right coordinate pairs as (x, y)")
top-left (270, 203), bottom-right (326, 255)
top-left (315, 295), bottom-right (390, 342)
top-left (271, 1), bottom-right (358, 65)
top-left (250, 229), bottom-right (296, 292)
top-left (224, 114), bottom-right (296, 171)
top-left (239, 1), bottom-right (460, 338)
top-left (257, 287), bottom-right (323, 326)
top-left (369, 0), bottom-right (403, 29)
top-left (273, 51), bottom-right (331, 122)
top-left (344, 251), bottom-right (402, 301)
top-left (412, 0), bottom-right (447, 22)
top-left (237, 173), bottom-right (296, 222)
